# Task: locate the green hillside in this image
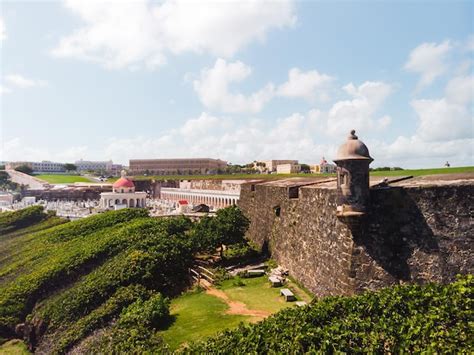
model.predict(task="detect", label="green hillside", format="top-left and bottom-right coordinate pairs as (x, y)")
top-left (184, 275), bottom-right (473, 354)
top-left (1, 206), bottom-right (471, 353)
top-left (0, 206), bottom-right (197, 353)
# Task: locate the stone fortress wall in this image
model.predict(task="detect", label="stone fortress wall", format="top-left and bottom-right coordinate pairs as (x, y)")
top-left (238, 175), bottom-right (473, 297)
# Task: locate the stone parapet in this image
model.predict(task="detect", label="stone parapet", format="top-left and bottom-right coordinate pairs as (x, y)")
top-left (238, 175), bottom-right (473, 297)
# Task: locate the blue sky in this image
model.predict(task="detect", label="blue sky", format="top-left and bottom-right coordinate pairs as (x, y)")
top-left (0, 0), bottom-right (473, 168)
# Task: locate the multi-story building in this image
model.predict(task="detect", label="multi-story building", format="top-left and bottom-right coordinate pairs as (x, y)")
top-left (311, 157), bottom-right (337, 174)
top-left (252, 160), bottom-right (299, 173)
top-left (129, 158), bottom-right (228, 175)
top-left (75, 160), bottom-right (113, 173)
top-left (276, 163), bottom-right (301, 174)
top-left (6, 161), bottom-right (65, 173)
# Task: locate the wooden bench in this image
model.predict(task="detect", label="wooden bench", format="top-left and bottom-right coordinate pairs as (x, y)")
top-left (280, 288), bottom-right (296, 302)
top-left (269, 276), bottom-right (282, 287)
top-left (295, 301), bottom-right (307, 307)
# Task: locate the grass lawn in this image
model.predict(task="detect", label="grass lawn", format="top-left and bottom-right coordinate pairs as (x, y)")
top-left (160, 290), bottom-right (249, 350)
top-left (160, 276), bottom-right (313, 350)
top-left (34, 174), bottom-right (95, 184)
top-left (219, 276), bottom-right (312, 314)
top-left (369, 166), bottom-right (474, 177)
top-left (0, 339), bottom-right (30, 354)
top-left (116, 166), bottom-right (473, 182)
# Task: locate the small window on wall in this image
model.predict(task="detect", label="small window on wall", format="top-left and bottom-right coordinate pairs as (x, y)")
top-left (274, 206), bottom-right (281, 217)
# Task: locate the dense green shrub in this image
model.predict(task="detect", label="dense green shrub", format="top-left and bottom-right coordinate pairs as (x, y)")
top-left (117, 293), bottom-right (169, 330)
top-left (184, 275), bottom-right (473, 354)
top-left (223, 241), bottom-right (259, 262)
top-left (30, 218), bottom-right (194, 331)
top-left (0, 206), bottom-right (47, 234)
top-left (51, 284), bottom-right (151, 353)
top-left (0, 209), bottom-right (149, 334)
top-left (82, 293), bottom-right (170, 354)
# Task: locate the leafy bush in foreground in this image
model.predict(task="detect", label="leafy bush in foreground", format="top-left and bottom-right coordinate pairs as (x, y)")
top-left (183, 275), bottom-right (473, 354)
top-left (0, 206), bottom-right (47, 235)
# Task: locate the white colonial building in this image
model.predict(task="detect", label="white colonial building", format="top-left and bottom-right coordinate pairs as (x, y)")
top-left (100, 171), bottom-right (146, 210)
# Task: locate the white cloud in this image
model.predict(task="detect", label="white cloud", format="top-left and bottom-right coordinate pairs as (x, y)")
top-left (276, 68), bottom-right (334, 101)
top-left (5, 74), bottom-right (48, 89)
top-left (404, 40), bottom-right (452, 90)
top-left (52, 0), bottom-right (296, 70)
top-left (0, 17), bottom-right (6, 42)
top-left (0, 85), bottom-right (11, 95)
top-left (445, 75), bottom-right (474, 105)
top-left (412, 98), bottom-right (472, 142)
top-left (373, 135), bottom-right (474, 168)
top-left (103, 111), bottom-right (334, 165)
top-left (0, 137), bottom-right (90, 163)
top-left (373, 72), bottom-right (474, 168)
top-left (193, 58), bottom-right (275, 113)
top-left (193, 60), bottom-right (337, 113)
top-left (325, 81), bottom-right (393, 138)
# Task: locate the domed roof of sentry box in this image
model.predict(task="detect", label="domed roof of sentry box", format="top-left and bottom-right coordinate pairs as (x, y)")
top-left (113, 170), bottom-right (135, 188)
top-left (334, 130), bottom-right (373, 162)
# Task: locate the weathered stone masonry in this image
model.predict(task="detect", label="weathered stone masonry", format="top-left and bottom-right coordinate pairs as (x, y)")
top-left (238, 178), bottom-right (473, 297)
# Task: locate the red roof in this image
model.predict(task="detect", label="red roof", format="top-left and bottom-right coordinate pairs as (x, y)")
top-left (113, 177), bottom-right (135, 188)
top-left (178, 200), bottom-right (188, 205)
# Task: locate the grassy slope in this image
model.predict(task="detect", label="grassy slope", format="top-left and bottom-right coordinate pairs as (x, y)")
top-left (34, 174), bottom-right (94, 184)
top-left (110, 166), bottom-right (473, 182)
top-left (160, 291), bottom-right (248, 350)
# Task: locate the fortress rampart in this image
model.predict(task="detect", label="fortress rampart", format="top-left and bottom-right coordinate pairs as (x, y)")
top-left (238, 175), bottom-right (473, 297)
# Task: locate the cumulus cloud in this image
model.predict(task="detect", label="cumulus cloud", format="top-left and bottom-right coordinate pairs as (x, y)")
top-left (0, 137), bottom-right (90, 162)
top-left (404, 40), bottom-right (452, 90)
top-left (276, 68), bottom-right (334, 101)
top-left (0, 85), bottom-right (11, 95)
top-left (410, 74), bottom-right (473, 143)
top-left (52, 0), bottom-right (296, 70)
top-left (5, 74), bottom-right (48, 88)
top-left (376, 72), bottom-right (474, 168)
top-left (193, 60), bottom-right (336, 113)
top-left (0, 17), bottom-right (6, 42)
top-left (193, 58), bottom-right (275, 113)
top-left (325, 81), bottom-right (393, 138)
top-left (102, 111), bottom-right (334, 165)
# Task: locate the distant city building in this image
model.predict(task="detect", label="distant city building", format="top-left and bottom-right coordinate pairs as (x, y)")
top-left (276, 163), bottom-right (301, 174)
top-left (6, 161), bottom-right (65, 173)
top-left (311, 157), bottom-right (337, 174)
top-left (252, 160), bottom-right (299, 173)
top-left (0, 192), bottom-right (14, 206)
top-left (75, 159), bottom-right (114, 173)
top-left (100, 171), bottom-right (146, 210)
top-left (129, 158), bottom-right (228, 175)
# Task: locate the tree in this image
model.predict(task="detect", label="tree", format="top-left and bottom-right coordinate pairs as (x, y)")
top-left (213, 206), bottom-right (250, 258)
top-left (64, 163), bottom-right (77, 172)
top-left (190, 216), bottom-right (217, 253)
top-left (191, 206), bottom-right (250, 259)
top-left (14, 165), bottom-right (33, 175)
top-left (300, 164), bottom-right (311, 173)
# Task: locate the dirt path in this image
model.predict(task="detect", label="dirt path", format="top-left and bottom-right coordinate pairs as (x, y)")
top-left (202, 281), bottom-right (271, 318)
